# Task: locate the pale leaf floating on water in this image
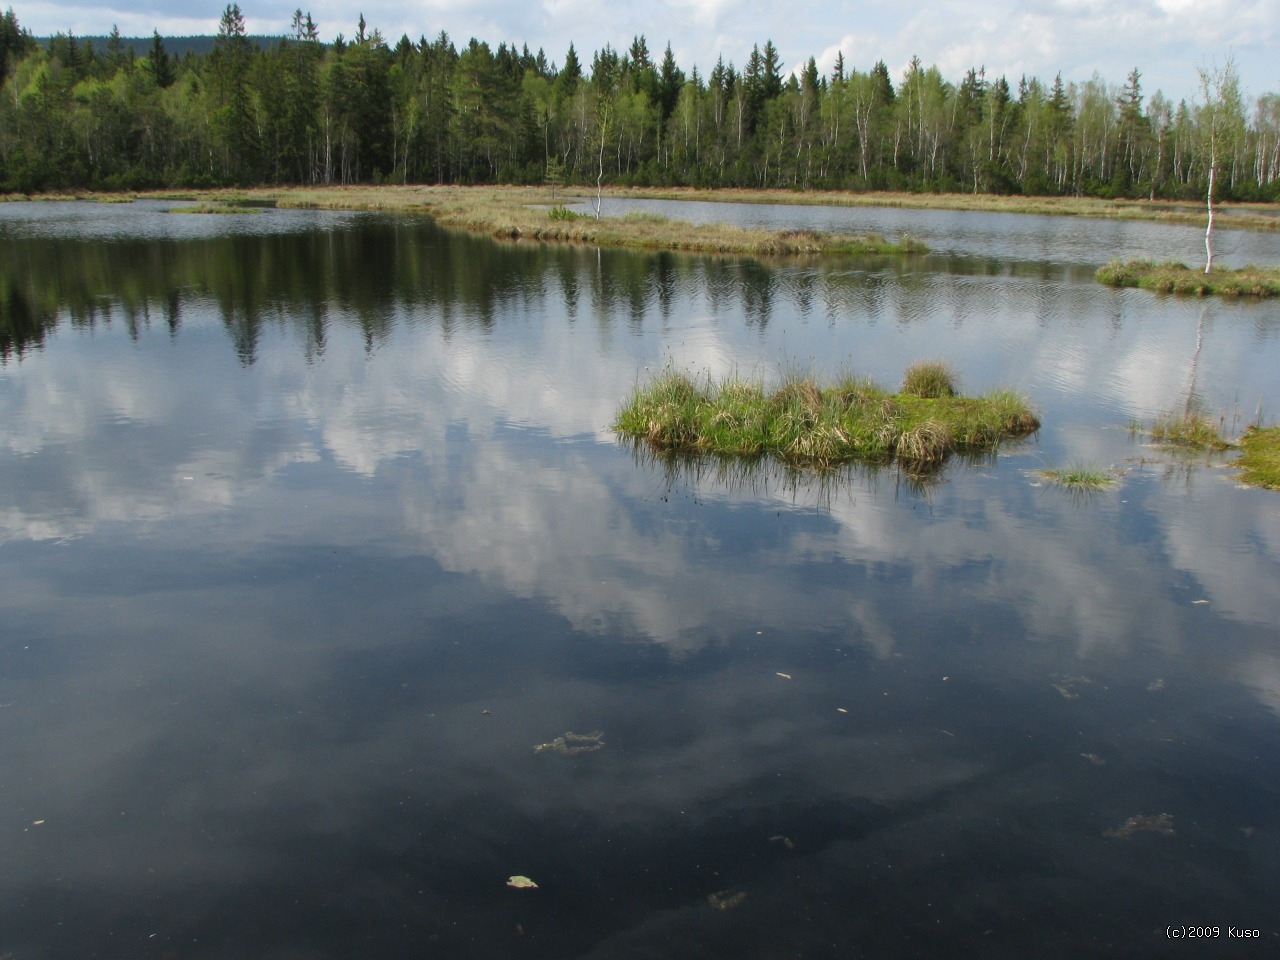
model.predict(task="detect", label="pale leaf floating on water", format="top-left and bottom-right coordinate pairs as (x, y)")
top-left (707, 890), bottom-right (747, 910)
top-left (507, 876), bottom-right (538, 889)
top-left (768, 834), bottom-right (795, 850)
top-left (775, 672), bottom-right (792, 680)
top-left (1080, 753), bottom-right (1107, 766)
top-left (1104, 813), bottom-right (1175, 839)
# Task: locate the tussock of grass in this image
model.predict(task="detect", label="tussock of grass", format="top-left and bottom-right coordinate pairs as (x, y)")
top-left (901, 360), bottom-right (957, 398)
top-left (1233, 426), bottom-right (1280, 489)
top-left (615, 367), bottom-right (1039, 471)
top-left (1039, 463), bottom-right (1119, 489)
top-left (622, 210), bottom-right (670, 224)
top-left (1097, 259), bottom-right (1280, 298)
top-left (1148, 409), bottom-right (1230, 450)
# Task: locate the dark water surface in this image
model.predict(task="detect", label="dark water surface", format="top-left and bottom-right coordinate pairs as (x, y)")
top-left (2, 200), bottom-right (1279, 958)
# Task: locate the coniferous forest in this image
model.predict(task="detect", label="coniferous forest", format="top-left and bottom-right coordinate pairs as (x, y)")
top-left (1, 4), bottom-right (1277, 200)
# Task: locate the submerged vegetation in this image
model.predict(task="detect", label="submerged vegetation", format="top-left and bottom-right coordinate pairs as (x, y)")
top-left (1233, 426), bottom-right (1280, 489)
top-left (1097, 259), bottom-right (1280, 298)
top-left (614, 367), bottom-right (1039, 471)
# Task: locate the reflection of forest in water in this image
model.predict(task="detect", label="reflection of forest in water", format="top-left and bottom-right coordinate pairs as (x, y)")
top-left (1, 209), bottom-right (1095, 365)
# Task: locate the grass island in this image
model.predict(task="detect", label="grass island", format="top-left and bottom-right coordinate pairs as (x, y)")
top-left (1097, 259), bottom-right (1280, 298)
top-left (614, 361), bottom-right (1039, 472)
top-left (268, 185), bottom-right (927, 256)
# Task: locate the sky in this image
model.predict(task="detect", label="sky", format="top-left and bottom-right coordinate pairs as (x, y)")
top-left (12, 0), bottom-right (1279, 105)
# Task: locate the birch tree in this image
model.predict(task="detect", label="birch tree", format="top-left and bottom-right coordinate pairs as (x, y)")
top-left (1196, 56), bottom-right (1242, 272)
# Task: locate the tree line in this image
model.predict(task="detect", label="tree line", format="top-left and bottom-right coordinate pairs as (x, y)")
top-left (1, 5), bottom-right (1277, 200)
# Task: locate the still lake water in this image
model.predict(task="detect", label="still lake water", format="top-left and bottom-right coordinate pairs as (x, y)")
top-left (2, 199), bottom-right (1279, 958)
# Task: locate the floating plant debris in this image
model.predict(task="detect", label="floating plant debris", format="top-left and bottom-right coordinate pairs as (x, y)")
top-left (507, 876), bottom-right (539, 889)
top-left (1104, 813), bottom-right (1175, 839)
top-left (1052, 675), bottom-right (1093, 700)
top-left (534, 730), bottom-right (604, 755)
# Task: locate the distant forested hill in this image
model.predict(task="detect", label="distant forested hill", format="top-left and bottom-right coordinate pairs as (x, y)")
top-left (45, 35), bottom-right (279, 57)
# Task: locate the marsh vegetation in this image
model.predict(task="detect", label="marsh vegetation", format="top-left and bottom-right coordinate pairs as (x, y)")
top-left (614, 364), bottom-right (1038, 471)
top-left (1142, 408), bottom-right (1232, 450)
top-left (1233, 426), bottom-right (1280, 489)
top-left (1037, 463), bottom-right (1121, 489)
top-left (1097, 259), bottom-right (1280, 297)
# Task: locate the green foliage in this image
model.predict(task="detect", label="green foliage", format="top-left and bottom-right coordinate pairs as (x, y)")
top-left (547, 204), bottom-right (581, 221)
top-left (0, 8), bottom-right (1277, 197)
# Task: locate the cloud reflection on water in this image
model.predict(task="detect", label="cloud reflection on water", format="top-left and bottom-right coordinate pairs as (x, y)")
top-left (2, 209), bottom-right (1279, 955)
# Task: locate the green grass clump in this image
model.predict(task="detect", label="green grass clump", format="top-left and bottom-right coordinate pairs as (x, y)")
top-left (1233, 426), bottom-right (1280, 489)
top-left (615, 367), bottom-right (1039, 471)
top-left (901, 360), bottom-right (957, 398)
top-left (1097, 259), bottom-right (1280, 298)
top-left (1039, 463), bottom-right (1119, 489)
top-left (1148, 409), bottom-right (1230, 450)
top-left (548, 204), bottom-right (583, 221)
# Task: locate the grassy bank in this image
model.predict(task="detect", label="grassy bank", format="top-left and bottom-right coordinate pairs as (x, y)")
top-left (1234, 426), bottom-right (1280, 489)
top-left (1097, 259), bottom-right (1280, 298)
top-left (594, 187), bottom-right (1280, 232)
top-left (614, 362), bottom-right (1039, 471)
